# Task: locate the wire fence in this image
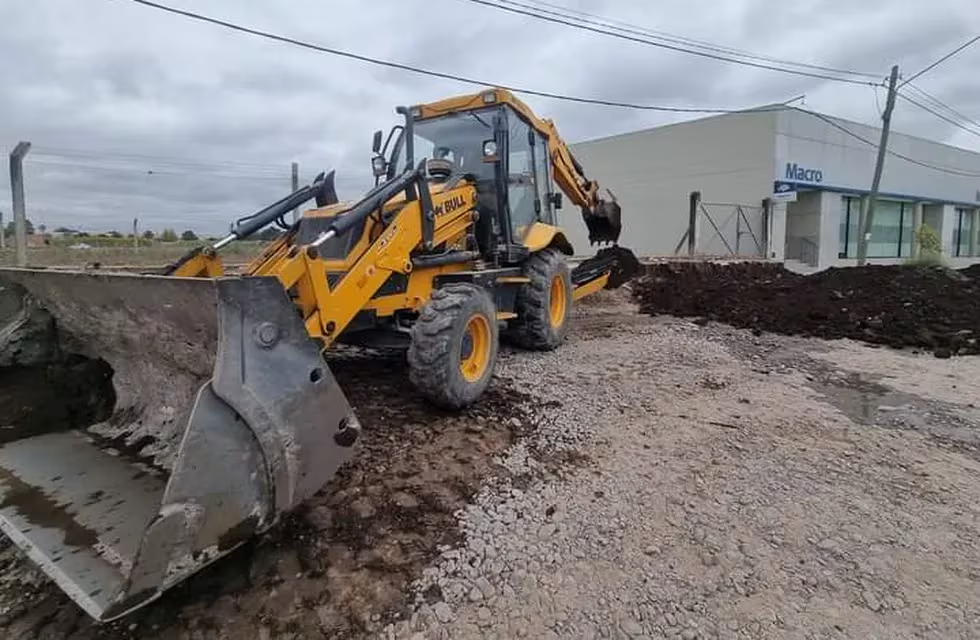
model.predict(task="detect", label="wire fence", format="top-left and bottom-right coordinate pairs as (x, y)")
top-left (1, 146), bottom-right (297, 268)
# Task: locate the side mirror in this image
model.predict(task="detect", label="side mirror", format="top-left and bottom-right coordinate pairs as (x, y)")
top-left (549, 192), bottom-right (563, 210)
top-left (371, 155), bottom-right (387, 177)
top-left (372, 130), bottom-right (383, 154)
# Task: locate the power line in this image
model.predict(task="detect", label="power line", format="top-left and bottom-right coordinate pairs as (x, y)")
top-left (899, 35), bottom-right (980, 88)
top-left (799, 108), bottom-right (980, 177)
top-left (31, 145), bottom-right (290, 174)
top-left (455, 0), bottom-right (882, 86)
top-left (27, 158), bottom-right (290, 181)
top-left (903, 84), bottom-right (980, 132)
top-left (110, 0), bottom-right (980, 178)
top-left (470, 0), bottom-right (881, 80)
top-left (896, 91), bottom-right (980, 139)
top-left (115, 0), bottom-right (779, 113)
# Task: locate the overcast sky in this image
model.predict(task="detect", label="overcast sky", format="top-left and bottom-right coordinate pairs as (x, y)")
top-left (1, 0), bottom-right (978, 235)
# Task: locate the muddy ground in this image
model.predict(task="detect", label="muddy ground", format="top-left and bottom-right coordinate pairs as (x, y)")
top-left (0, 348), bottom-right (536, 639)
top-left (633, 262), bottom-right (980, 357)
top-left (0, 283), bottom-right (979, 639)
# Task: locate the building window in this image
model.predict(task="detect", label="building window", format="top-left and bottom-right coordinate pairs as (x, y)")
top-left (838, 197), bottom-right (912, 258)
top-left (839, 196), bottom-right (860, 258)
top-left (955, 208), bottom-right (973, 257)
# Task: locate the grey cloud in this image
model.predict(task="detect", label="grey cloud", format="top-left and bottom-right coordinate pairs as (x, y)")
top-left (1, 0), bottom-right (978, 234)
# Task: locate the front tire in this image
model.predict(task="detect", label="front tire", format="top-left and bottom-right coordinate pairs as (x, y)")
top-left (408, 284), bottom-right (499, 409)
top-left (506, 248), bottom-right (572, 350)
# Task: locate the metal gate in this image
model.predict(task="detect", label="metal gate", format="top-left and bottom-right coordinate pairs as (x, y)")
top-left (674, 191), bottom-right (769, 258)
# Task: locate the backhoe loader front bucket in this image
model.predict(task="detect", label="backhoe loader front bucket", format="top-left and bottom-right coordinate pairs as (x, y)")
top-left (0, 269), bottom-right (360, 621)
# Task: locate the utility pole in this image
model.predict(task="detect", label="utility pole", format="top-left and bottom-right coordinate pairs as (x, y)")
top-left (9, 141), bottom-right (31, 267)
top-left (133, 218), bottom-right (139, 252)
top-left (0, 211), bottom-right (5, 251)
top-left (291, 162), bottom-right (300, 223)
top-left (857, 65), bottom-right (899, 266)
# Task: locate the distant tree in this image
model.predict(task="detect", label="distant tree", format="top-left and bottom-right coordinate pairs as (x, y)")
top-left (180, 230), bottom-right (198, 241)
top-left (38, 224), bottom-right (47, 234)
top-left (257, 228), bottom-right (282, 242)
top-left (160, 228), bottom-right (179, 242)
top-left (4, 219), bottom-right (34, 237)
top-left (907, 223), bottom-right (945, 267)
top-left (142, 230), bottom-right (155, 240)
top-left (105, 230), bottom-right (123, 239)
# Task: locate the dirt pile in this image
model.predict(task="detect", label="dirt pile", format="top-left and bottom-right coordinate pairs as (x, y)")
top-left (633, 262), bottom-right (980, 356)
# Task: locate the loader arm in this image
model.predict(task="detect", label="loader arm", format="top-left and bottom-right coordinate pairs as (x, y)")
top-left (254, 165), bottom-right (479, 347)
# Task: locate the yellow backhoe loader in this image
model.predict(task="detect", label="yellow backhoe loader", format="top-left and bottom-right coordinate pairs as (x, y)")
top-left (0, 88), bottom-right (639, 620)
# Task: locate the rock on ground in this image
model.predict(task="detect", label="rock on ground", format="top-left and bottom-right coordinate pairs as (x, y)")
top-left (2, 288), bottom-right (980, 640)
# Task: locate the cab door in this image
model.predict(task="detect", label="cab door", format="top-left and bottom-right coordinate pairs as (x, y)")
top-left (505, 115), bottom-right (540, 243)
top-left (530, 130), bottom-right (555, 225)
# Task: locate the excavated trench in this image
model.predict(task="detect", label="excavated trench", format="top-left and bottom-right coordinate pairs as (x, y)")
top-left (0, 282), bottom-right (535, 639)
top-left (0, 281), bottom-right (117, 443)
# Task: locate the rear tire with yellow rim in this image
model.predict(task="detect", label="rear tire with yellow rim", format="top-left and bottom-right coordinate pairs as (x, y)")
top-left (506, 248), bottom-right (572, 350)
top-left (408, 284), bottom-right (499, 409)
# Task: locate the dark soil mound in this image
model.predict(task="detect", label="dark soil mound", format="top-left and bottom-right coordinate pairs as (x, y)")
top-left (632, 262), bottom-right (980, 356)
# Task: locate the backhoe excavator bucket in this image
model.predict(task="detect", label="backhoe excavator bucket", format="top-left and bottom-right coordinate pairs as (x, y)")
top-left (0, 269), bottom-right (360, 621)
top-left (582, 193), bottom-right (623, 246)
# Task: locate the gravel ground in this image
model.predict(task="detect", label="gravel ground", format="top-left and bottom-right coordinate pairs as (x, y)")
top-left (2, 288), bottom-right (980, 639)
top-left (387, 289), bottom-right (980, 640)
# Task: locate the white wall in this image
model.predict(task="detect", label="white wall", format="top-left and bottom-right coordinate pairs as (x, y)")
top-left (567, 110), bottom-right (778, 257)
top-left (775, 110), bottom-right (980, 205)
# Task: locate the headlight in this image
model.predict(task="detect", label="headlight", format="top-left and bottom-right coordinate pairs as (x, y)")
top-left (481, 90), bottom-right (497, 104)
top-left (409, 106), bottom-right (422, 119)
top-left (483, 140), bottom-right (498, 157)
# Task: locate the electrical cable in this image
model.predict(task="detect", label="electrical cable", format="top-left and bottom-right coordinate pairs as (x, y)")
top-left (898, 35), bottom-right (980, 88)
top-left (903, 84), bottom-right (980, 133)
top-left (455, 0), bottom-right (882, 85)
top-left (797, 108), bottom-right (980, 177)
top-left (896, 91), bottom-right (980, 139)
top-left (115, 0), bottom-right (839, 112)
top-left (469, 0), bottom-right (881, 79)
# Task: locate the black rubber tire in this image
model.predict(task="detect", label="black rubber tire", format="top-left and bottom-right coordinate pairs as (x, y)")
top-left (506, 248), bottom-right (572, 351)
top-left (408, 284), bottom-right (499, 409)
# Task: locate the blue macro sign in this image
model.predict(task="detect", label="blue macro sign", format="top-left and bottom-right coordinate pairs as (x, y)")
top-left (784, 163), bottom-right (823, 183)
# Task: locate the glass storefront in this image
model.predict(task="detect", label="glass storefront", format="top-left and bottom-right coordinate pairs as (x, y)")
top-left (838, 196), bottom-right (914, 258)
top-left (954, 207), bottom-right (974, 257)
top-left (838, 196), bottom-right (860, 259)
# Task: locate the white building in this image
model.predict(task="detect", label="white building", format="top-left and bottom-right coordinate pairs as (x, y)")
top-left (566, 108), bottom-right (980, 271)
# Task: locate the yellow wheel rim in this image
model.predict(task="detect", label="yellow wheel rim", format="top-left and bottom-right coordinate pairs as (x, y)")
top-left (549, 275), bottom-right (567, 329)
top-left (460, 314), bottom-right (492, 382)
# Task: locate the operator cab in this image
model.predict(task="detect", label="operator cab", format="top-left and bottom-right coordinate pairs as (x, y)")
top-left (370, 91), bottom-right (563, 264)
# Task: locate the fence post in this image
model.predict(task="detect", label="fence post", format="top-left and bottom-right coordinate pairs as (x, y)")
top-left (9, 141), bottom-right (31, 267)
top-left (735, 206), bottom-right (742, 255)
top-left (688, 191), bottom-right (701, 257)
top-left (761, 198), bottom-right (771, 258)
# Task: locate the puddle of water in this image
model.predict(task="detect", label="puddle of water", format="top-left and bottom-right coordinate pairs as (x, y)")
top-left (808, 372), bottom-right (920, 426)
top-left (807, 371), bottom-right (980, 456)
